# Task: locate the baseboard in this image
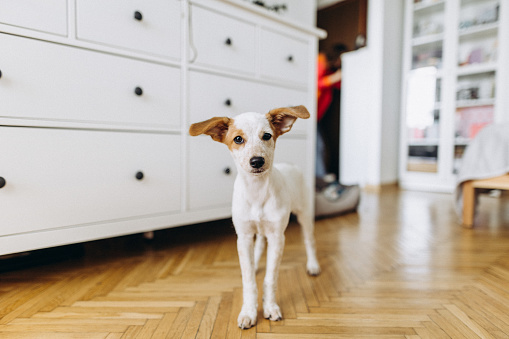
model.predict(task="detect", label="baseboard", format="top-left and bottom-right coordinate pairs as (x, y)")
top-left (363, 181), bottom-right (399, 193)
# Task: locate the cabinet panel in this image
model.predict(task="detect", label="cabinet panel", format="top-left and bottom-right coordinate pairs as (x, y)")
top-left (260, 29), bottom-right (309, 84)
top-left (191, 6), bottom-right (256, 74)
top-left (189, 71), bottom-right (261, 121)
top-left (76, 0), bottom-right (180, 59)
top-left (0, 0), bottom-right (67, 36)
top-left (275, 138), bottom-right (309, 178)
top-left (188, 137), bottom-right (236, 211)
top-left (0, 127), bottom-right (180, 236)
top-left (0, 33), bottom-right (180, 129)
top-left (189, 71), bottom-right (309, 134)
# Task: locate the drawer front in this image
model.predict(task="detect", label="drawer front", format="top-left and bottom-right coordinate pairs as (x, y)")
top-left (189, 71), bottom-right (309, 135)
top-left (0, 33), bottom-right (180, 129)
top-left (0, 0), bottom-right (67, 36)
top-left (191, 6), bottom-right (255, 74)
top-left (188, 137), bottom-right (236, 211)
top-left (274, 138), bottom-right (309, 178)
top-left (260, 29), bottom-right (309, 84)
top-left (0, 128), bottom-right (181, 236)
top-left (189, 71), bottom-right (263, 122)
top-left (76, 0), bottom-right (180, 59)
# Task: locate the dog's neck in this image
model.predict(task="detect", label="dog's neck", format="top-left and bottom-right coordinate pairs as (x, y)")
top-left (235, 167), bottom-right (275, 201)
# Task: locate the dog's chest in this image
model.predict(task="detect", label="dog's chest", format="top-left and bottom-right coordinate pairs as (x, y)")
top-left (232, 192), bottom-right (290, 234)
top-left (232, 170), bottom-right (293, 233)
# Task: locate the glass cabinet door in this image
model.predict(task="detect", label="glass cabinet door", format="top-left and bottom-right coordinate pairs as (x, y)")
top-left (405, 67), bottom-right (441, 172)
top-left (453, 0), bottom-right (499, 173)
top-left (405, 0), bottom-right (445, 173)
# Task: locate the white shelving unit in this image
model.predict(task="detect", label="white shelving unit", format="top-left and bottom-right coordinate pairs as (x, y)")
top-left (399, 0), bottom-right (509, 192)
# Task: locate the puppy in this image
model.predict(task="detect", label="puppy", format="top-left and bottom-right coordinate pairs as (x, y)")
top-left (189, 105), bottom-right (320, 329)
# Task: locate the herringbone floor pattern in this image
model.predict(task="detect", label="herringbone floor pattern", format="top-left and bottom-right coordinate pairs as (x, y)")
top-left (1, 188), bottom-right (509, 338)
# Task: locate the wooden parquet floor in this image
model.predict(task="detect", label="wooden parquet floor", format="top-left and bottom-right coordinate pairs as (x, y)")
top-left (1, 188), bottom-right (509, 338)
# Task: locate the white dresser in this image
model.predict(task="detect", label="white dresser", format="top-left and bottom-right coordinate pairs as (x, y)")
top-left (0, 0), bottom-right (325, 255)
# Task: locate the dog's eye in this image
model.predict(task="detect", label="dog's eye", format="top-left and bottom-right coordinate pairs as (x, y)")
top-left (262, 133), bottom-right (272, 141)
top-left (233, 136), bottom-right (244, 144)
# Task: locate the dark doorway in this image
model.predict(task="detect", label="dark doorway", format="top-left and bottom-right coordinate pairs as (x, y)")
top-left (317, 0), bottom-right (367, 179)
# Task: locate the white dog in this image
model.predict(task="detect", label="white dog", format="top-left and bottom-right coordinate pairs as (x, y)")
top-left (189, 105), bottom-right (320, 329)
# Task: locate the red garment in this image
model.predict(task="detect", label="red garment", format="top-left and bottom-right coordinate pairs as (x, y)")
top-left (317, 53), bottom-right (342, 121)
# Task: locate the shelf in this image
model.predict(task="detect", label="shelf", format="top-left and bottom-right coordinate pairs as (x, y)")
top-left (408, 138), bottom-right (440, 146)
top-left (459, 22), bottom-right (499, 38)
top-left (457, 62), bottom-right (497, 76)
top-left (407, 157), bottom-right (438, 173)
top-left (456, 98), bottom-right (495, 108)
top-left (455, 137), bottom-right (471, 146)
top-left (412, 33), bottom-right (444, 47)
top-left (413, 0), bottom-right (445, 12)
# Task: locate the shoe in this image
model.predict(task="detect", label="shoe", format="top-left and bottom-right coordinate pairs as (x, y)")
top-left (315, 183), bottom-right (360, 218)
top-left (315, 173), bottom-right (337, 191)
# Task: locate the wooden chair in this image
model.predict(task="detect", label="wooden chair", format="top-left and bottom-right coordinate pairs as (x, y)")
top-left (462, 174), bottom-right (509, 228)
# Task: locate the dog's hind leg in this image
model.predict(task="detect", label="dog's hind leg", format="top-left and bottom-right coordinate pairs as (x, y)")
top-left (296, 211), bottom-right (321, 276)
top-left (254, 234), bottom-right (266, 272)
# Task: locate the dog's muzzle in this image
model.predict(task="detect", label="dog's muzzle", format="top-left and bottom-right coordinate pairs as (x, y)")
top-left (250, 157), bottom-right (265, 169)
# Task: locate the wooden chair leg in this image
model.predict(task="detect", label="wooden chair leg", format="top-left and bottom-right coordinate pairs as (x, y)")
top-left (462, 181), bottom-right (475, 228)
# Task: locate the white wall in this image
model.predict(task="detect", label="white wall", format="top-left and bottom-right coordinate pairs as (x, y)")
top-left (340, 0), bottom-right (404, 187)
top-left (381, 0), bottom-right (404, 184)
top-left (340, 48), bottom-right (374, 186)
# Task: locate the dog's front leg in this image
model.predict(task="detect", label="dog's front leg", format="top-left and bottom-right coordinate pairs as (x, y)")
top-left (254, 234), bottom-right (266, 272)
top-left (263, 230), bottom-right (285, 321)
top-left (237, 232), bottom-right (258, 329)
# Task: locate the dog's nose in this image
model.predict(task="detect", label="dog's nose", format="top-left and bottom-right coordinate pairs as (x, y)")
top-left (250, 157), bottom-right (265, 169)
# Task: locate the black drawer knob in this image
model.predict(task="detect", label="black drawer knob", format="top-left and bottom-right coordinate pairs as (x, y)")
top-left (134, 11), bottom-right (143, 21)
top-left (224, 99), bottom-right (232, 106)
top-left (224, 167), bottom-right (231, 175)
top-left (0, 177), bottom-right (6, 189)
top-left (0, 70), bottom-right (2, 79)
top-left (135, 171), bottom-right (144, 180)
top-left (225, 38), bottom-right (232, 46)
top-left (134, 87), bottom-right (143, 96)
top-left (287, 55), bottom-right (294, 62)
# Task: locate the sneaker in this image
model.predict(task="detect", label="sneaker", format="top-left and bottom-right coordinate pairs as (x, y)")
top-left (315, 184), bottom-right (360, 218)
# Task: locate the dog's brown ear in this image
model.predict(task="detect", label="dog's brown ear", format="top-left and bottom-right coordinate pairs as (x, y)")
top-left (189, 117), bottom-right (231, 143)
top-left (266, 105), bottom-right (310, 137)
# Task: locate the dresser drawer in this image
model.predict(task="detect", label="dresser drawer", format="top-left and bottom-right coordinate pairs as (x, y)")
top-left (0, 33), bottom-right (180, 130)
top-left (76, 0), bottom-right (180, 59)
top-left (191, 5), bottom-right (255, 75)
top-left (189, 71), bottom-right (309, 135)
top-left (189, 71), bottom-right (262, 122)
top-left (0, 128), bottom-right (181, 236)
top-left (260, 29), bottom-right (309, 84)
top-left (275, 138), bottom-right (310, 178)
top-left (188, 137), bottom-right (236, 211)
top-left (0, 0), bottom-right (67, 36)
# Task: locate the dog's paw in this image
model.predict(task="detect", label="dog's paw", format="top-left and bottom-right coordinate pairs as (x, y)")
top-left (237, 309), bottom-right (257, 329)
top-left (306, 262), bottom-right (321, 276)
top-left (263, 303), bottom-right (282, 321)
